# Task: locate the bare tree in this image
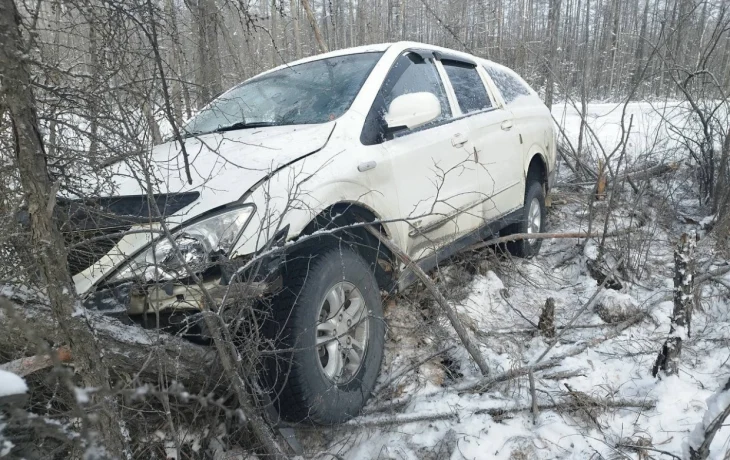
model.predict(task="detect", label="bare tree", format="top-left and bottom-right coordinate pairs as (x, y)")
top-left (0, 0), bottom-right (126, 456)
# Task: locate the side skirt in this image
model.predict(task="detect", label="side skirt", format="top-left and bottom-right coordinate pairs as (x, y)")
top-left (397, 207), bottom-right (523, 291)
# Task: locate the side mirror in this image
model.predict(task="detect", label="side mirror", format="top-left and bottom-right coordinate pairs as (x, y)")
top-left (384, 92), bottom-right (441, 131)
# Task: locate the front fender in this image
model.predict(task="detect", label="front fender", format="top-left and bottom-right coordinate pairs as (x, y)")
top-left (230, 155), bottom-right (401, 259)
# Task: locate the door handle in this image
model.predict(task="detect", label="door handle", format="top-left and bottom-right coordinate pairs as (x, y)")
top-left (357, 161), bottom-right (377, 172)
top-left (451, 133), bottom-right (468, 148)
top-left (501, 120), bottom-right (514, 131)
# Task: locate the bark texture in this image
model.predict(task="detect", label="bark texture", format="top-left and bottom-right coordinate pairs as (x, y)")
top-left (0, 297), bottom-right (221, 391)
top-left (0, 0), bottom-right (125, 455)
top-left (538, 298), bottom-right (556, 338)
top-left (652, 232), bottom-right (696, 377)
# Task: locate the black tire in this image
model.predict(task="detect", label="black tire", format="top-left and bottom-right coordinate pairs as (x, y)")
top-left (263, 247), bottom-right (385, 424)
top-left (506, 179), bottom-right (546, 258)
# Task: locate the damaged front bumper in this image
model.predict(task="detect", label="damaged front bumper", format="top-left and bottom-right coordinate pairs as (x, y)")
top-left (83, 224), bottom-right (290, 321)
top-left (83, 276), bottom-right (274, 341)
top-left (82, 246), bottom-right (285, 330)
top-left (83, 277), bottom-right (271, 316)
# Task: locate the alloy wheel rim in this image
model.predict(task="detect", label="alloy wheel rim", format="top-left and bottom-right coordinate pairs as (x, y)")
top-left (527, 197), bottom-right (541, 242)
top-left (316, 281), bottom-right (369, 384)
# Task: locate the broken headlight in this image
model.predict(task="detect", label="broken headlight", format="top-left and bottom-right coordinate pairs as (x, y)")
top-left (107, 205), bottom-right (255, 284)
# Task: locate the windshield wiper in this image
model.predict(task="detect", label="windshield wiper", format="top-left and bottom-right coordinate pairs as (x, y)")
top-left (213, 121), bottom-right (280, 133)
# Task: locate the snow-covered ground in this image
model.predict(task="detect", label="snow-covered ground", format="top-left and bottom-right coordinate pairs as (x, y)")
top-left (0, 369), bottom-right (27, 398)
top-left (302, 102), bottom-right (730, 459)
top-left (552, 101), bottom-right (688, 163)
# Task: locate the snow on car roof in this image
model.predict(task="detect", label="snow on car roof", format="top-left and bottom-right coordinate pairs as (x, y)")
top-left (258, 43), bottom-right (395, 78)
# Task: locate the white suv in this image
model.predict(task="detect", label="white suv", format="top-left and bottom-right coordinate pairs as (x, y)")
top-left (67, 42), bottom-right (555, 423)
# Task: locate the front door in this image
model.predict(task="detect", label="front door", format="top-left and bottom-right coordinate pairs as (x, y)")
top-left (360, 52), bottom-right (483, 261)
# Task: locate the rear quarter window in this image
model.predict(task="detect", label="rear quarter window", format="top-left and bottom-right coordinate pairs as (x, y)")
top-left (483, 65), bottom-right (532, 105)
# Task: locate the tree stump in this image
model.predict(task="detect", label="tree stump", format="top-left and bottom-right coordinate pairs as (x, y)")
top-left (538, 298), bottom-right (556, 338)
top-left (652, 232), bottom-right (696, 377)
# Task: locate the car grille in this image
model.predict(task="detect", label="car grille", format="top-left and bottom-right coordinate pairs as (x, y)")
top-left (56, 193), bottom-right (200, 276)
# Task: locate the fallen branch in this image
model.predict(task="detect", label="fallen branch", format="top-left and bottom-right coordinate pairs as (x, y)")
top-left (617, 443), bottom-right (682, 460)
top-left (0, 346), bottom-right (72, 376)
top-left (365, 225), bottom-right (491, 376)
top-left (481, 322), bottom-right (618, 337)
top-left (541, 369), bottom-right (588, 380)
top-left (620, 162), bottom-right (679, 183)
top-left (468, 229), bottom-right (634, 251)
top-left (687, 377), bottom-right (730, 460)
top-left (320, 396), bottom-right (656, 428)
top-left (475, 397), bottom-right (655, 415)
top-left (458, 312), bottom-right (642, 394)
top-left (0, 297), bottom-right (221, 393)
top-left (553, 162), bottom-right (678, 189)
top-left (696, 265), bottom-right (730, 284)
top-left (529, 369), bottom-right (538, 424)
top-left (454, 357), bottom-right (564, 393)
top-left (373, 345), bottom-right (455, 395)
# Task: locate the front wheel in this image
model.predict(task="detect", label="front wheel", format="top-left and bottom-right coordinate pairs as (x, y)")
top-left (506, 180), bottom-right (546, 258)
top-left (263, 247), bottom-right (385, 424)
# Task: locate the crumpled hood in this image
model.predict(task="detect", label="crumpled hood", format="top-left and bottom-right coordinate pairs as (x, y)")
top-left (107, 122), bottom-right (335, 224)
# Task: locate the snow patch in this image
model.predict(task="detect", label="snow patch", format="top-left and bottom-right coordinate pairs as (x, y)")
top-left (0, 370), bottom-right (27, 397)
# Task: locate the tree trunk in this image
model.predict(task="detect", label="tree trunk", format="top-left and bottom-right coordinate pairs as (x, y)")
top-left (544, 0), bottom-right (562, 109)
top-left (631, 0), bottom-right (650, 92)
top-left (271, 0), bottom-right (279, 67)
top-left (0, 298), bottom-right (219, 392)
top-left (713, 131), bottom-right (730, 216)
top-left (652, 232), bottom-right (696, 377)
top-left (87, 10), bottom-right (100, 157)
top-left (0, 0), bottom-right (125, 456)
top-left (291, 0), bottom-right (302, 58)
top-left (301, 0), bottom-right (329, 52)
top-left (143, 99), bottom-right (162, 145)
top-left (538, 298), bottom-right (556, 338)
top-left (194, 0), bottom-right (222, 106)
top-left (164, 0), bottom-right (184, 125)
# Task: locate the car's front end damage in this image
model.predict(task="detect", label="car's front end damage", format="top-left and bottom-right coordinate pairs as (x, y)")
top-left (59, 192), bottom-right (289, 339)
top-left (58, 116), bottom-right (338, 329)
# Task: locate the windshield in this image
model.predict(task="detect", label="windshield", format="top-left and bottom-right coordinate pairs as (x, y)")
top-left (184, 52), bottom-right (383, 136)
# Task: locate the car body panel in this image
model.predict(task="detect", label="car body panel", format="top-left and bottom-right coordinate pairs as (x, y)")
top-left (73, 123), bottom-right (335, 294)
top-left (74, 41), bottom-right (556, 305)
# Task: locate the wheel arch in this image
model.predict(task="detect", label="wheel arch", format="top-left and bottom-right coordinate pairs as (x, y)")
top-left (291, 201), bottom-right (397, 292)
top-left (526, 150), bottom-right (549, 187)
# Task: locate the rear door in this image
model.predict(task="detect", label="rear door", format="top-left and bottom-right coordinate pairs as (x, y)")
top-left (360, 51), bottom-right (482, 261)
top-left (483, 63), bottom-right (551, 211)
top-left (440, 60), bottom-right (524, 221)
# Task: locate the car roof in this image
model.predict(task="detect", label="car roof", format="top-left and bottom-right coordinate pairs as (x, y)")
top-left (259, 43), bottom-right (394, 77)
top-left (232, 42), bottom-right (522, 95)
top-left (259, 42), bottom-right (508, 75)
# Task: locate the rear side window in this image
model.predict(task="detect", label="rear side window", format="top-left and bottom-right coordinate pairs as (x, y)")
top-left (484, 65), bottom-right (532, 104)
top-left (442, 61), bottom-right (492, 114)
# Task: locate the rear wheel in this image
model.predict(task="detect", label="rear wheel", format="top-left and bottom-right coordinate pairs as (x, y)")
top-left (263, 247), bottom-right (385, 424)
top-left (506, 179), bottom-right (546, 258)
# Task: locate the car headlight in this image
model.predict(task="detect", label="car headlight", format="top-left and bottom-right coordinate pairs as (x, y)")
top-left (107, 205), bottom-right (254, 284)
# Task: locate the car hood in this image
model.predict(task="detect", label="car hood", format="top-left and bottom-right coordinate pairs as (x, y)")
top-left (106, 122), bottom-right (335, 224)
